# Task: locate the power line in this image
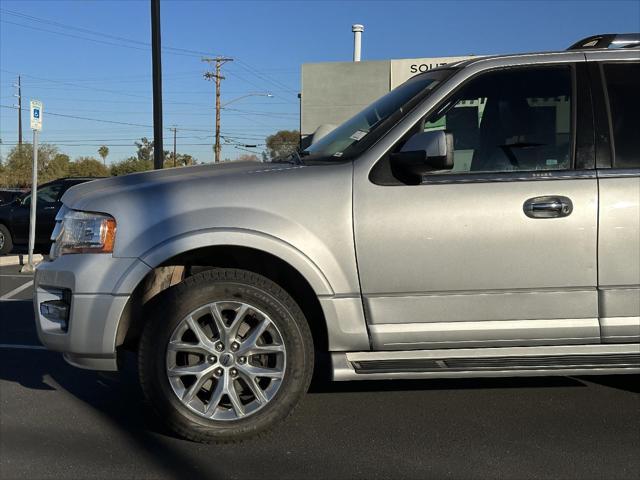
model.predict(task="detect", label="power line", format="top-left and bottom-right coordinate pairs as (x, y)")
top-left (0, 8), bottom-right (300, 103)
top-left (234, 60), bottom-right (298, 95)
top-left (0, 9), bottom-right (223, 58)
top-left (0, 69), bottom-right (155, 100)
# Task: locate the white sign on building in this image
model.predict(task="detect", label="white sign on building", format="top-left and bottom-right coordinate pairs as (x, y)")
top-left (390, 56), bottom-right (474, 88)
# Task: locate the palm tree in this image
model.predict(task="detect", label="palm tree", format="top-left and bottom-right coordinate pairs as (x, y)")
top-left (98, 145), bottom-right (109, 166)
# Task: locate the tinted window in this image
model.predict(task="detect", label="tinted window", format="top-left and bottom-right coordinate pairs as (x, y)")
top-left (604, 63), bottom-right (640, 168)
top-left (422, 67), bottom-right (573, 173)
top-left (22, 184), bottom-right (63, 206)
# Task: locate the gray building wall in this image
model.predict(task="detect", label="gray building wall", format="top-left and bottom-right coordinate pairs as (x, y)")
top-left (301, 60), bottom-right (390, 140)
top-left (300, 56), bottom-right (473, 143)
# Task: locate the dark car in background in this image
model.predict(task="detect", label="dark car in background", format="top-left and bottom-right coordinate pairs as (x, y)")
top-left (0, 177), bottom-right (100, 255)
top-left (0, 189), bottom-right (28, 206)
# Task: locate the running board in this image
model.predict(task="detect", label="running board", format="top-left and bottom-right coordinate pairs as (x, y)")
top-left (332, 344), bottom-right (640, 381)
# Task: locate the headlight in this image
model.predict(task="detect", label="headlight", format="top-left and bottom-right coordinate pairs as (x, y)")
top-left (56, 210), bottom-right (117, 255)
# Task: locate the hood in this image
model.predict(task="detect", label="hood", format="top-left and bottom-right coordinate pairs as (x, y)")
top-left (62, 161), bottom-right (298, 210)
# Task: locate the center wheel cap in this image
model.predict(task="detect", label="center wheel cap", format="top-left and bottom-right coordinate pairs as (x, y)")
top-left (220, 352), bottom-right (235, 367)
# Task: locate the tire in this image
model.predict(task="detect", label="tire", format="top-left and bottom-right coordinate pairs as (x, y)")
top-left (0, 224), bottom-right (13, 255)
top-left (138, 268), bottom-right (314, 443)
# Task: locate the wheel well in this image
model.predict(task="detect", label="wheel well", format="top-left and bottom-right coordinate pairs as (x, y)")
top-left (117, 245), bottom-right (328, 355)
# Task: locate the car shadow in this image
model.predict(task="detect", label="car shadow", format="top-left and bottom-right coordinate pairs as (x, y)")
top-left (1, 347), bottom-right (219, 480)
top-left (2, 338), bottom-right (640, 480)
top-left (2, 299), bottom-right (639, 480)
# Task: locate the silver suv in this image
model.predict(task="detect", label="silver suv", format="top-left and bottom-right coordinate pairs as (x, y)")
top-left (35, 34), bottom-right (640, 442)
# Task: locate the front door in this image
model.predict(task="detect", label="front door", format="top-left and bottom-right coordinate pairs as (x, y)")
top-left (354, 63), bottom-right (600, 350)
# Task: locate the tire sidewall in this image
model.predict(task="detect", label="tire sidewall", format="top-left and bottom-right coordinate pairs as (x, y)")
top-left (0, 225), bottom-right (12, 255)
top-left (140, 269), bottom-right (313, 441)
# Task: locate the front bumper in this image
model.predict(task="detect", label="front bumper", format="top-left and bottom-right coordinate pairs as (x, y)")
top-left (34, 254), bottom-right (151, 371)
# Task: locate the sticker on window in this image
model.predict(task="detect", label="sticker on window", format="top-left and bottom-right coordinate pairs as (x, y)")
top-left (333, 152), bottom-right (344, 157)
top-left (349, 130), bottom-right (368, 141)
top-left (546, 159), bottom-right (558, 166)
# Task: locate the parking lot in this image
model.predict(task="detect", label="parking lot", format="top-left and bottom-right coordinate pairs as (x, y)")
top-left (0, 260), bottom-right (639, 479)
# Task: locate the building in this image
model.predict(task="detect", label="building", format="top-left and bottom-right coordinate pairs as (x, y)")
top-left (300, 55), bottom-right (473, 144)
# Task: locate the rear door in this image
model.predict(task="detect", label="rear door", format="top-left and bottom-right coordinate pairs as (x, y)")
top-left (354, 57), bottom-right (601, 350)
top-left (587, 51), bottom-right (640, 343)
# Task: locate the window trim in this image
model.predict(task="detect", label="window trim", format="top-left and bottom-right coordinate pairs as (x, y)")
top-left (370, 63), bottom-right (594, 186)
top-left (597, 61), bottom-right (640, 170)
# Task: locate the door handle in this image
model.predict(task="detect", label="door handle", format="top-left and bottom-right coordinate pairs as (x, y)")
top-left (523, 196), bottom-right (573, 218)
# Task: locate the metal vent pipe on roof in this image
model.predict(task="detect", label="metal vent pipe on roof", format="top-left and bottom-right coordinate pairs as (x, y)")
top-left (352, 24), bottom-right (364, 62)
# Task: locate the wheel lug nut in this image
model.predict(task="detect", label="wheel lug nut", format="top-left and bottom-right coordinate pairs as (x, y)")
top-left (230, 368), bottom-right (238, 377)
top-left (215, 344), bottom-right (224, 352)
top-left (214, 367), bottom-right (223, 377)
top-left (231, 342), bottom-right (239, 352)
top-left (207, 355), bottom-right (217, 364)
top-left (238, 356), bottom-right (246, 364)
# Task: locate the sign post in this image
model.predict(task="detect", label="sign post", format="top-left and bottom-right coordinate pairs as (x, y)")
top-left (23, 100), bottom-right (43, 272)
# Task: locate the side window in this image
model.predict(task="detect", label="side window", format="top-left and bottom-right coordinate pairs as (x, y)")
top-left (603, 63), bottom-right (640, 169)
top-left (22, 185), bottom-right (63, 206)
top-left (423, 67), bottom-right (573, 173)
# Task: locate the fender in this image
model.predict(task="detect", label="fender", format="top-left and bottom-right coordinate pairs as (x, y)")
top-left (113, 227), bottom-right (334, 296)
top-left (110, 227), bottom-right (370, 351)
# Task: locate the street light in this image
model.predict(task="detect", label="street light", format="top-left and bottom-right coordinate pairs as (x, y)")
top-left (222, 93), bottom-right (273, 108)
top-left (217, 92), bottom-right (273, 162)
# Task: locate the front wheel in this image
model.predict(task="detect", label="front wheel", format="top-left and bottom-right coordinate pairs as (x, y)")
top-left (138, 268), bottom-right (314, 443)
top-left (0, 224), bottom-right (13, 255)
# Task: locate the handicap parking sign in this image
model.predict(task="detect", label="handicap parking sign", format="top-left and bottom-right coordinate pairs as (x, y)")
top-left (30, 100), bottom-right (43, 131)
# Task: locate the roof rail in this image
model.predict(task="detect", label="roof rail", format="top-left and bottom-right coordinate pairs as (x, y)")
top-left (568, 33), bottom-right (640, 50)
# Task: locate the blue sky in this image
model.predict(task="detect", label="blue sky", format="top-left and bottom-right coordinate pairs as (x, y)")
top-left (1, 0), bottom-right (639, 164)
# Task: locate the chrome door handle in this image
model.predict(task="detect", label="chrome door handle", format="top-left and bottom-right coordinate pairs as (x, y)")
top-left (523, 196), bottom-right (573, 218)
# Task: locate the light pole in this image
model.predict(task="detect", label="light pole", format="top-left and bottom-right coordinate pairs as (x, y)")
top-left (216, 92), bottom-right (272, 162)
top-left (151, 0), bottom-right (163, 169)
top-left (221, 92), bottom-right (273, 108)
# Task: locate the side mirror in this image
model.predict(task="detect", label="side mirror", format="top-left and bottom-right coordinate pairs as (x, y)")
top-left (390, 130), bottom-right (454, 184)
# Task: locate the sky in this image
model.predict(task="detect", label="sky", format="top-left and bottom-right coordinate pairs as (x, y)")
top-left (1, 0), bottom-right (639, 165)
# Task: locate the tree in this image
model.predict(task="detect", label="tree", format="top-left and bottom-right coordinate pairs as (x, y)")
top-left (236, 153), bottom-right (259, 162)
top-left (98, 145), bottom-right (109, 166)
top-left (43, 153), bottom-right (70, 182)
top-left (1, 143), bottom-right (59, 187)
top-left (69, 156), bottom-right (109, 177)
top-left (163, 152), bottom-right (195, 169)
top-left (135, 137), bottom-right (154, 162)
top-left (110, 156), bottom-right (153, 176)
top-left (265, 130), bottom-right (300, 160)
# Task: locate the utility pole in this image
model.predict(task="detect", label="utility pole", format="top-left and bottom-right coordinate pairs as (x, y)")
top-left (203, 56), bottom-right (233, 163)
top-left (171, 126), bottom-right (177, 167)
top-left (14, 75), bottom-right (22, 147)
top-left (151, 0), bottom-right (164, 169)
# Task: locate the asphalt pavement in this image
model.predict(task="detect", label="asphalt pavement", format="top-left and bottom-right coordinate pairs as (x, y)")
top-left (1, 263), bottom-right (639, 479)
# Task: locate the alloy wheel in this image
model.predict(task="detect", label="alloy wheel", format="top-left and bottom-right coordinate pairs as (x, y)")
top-left (165, 301), bottom-right (287, 421)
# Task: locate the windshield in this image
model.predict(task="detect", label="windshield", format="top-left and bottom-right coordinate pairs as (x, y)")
top-left (302, 69), bottom-right (455, 161)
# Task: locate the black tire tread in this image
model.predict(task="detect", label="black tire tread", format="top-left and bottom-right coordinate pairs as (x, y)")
top-left (138, 267), bottom-right (314, 443)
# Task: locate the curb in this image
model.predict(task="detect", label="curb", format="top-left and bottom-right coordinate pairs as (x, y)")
top-left (0, 255), bottom-right (43, 267)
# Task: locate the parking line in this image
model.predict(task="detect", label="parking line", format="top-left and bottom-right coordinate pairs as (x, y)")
top-left (0, 280), bottom-right (34, 300)
top-left (0, 343), bottom-right (47, 350)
